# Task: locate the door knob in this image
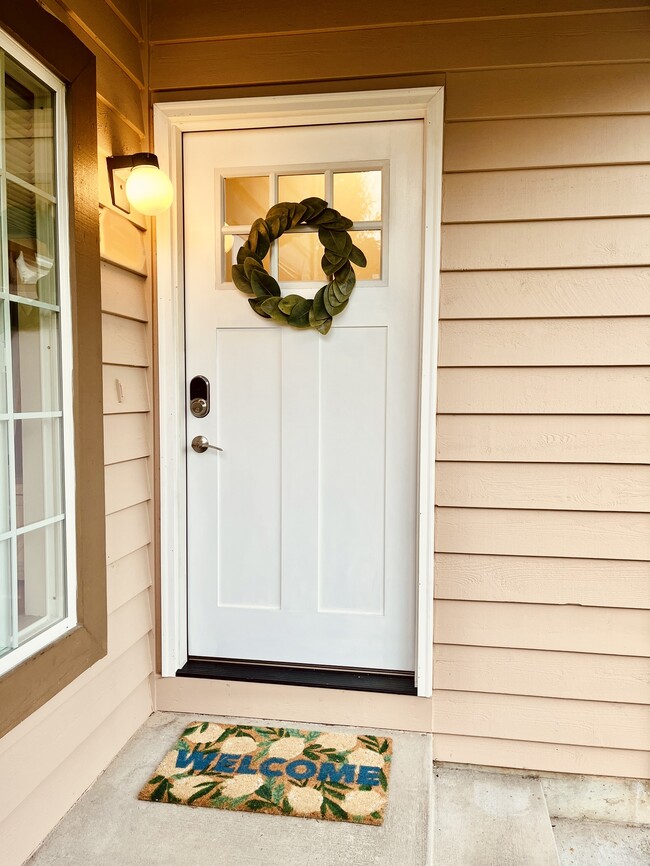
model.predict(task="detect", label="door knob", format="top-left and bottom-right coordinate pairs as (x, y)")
top-left (191, 435), bottom-right (223, 453)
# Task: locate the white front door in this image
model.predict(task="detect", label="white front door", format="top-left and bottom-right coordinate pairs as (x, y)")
top-left (184, 120), bottom-right (423, 672)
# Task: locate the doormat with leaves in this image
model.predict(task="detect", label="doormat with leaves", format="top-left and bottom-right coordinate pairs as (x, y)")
top-left (138, 722), bottom-right (392, 825)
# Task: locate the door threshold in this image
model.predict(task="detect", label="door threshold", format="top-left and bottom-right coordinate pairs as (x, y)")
top-left (177, 657), bottom-right (417, 696)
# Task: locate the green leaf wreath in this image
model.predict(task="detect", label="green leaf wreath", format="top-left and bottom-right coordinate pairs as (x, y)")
top-left (231, 197), bottom-right (367, 335)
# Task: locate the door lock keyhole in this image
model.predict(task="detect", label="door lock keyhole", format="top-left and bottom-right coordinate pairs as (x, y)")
top-left (189, 375), bottom-right (210, 417)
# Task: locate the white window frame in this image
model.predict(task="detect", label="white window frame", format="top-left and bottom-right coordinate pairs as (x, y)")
top-left (154, 87), bottom-right (443, 697)
top-left (0, 28), bottom-right (77, 677)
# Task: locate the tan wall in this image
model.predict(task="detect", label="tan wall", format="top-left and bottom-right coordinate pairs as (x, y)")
top-left (148, 1), bottom-right (650, 781)
top-left (0, 2), bottom-right (155, 863)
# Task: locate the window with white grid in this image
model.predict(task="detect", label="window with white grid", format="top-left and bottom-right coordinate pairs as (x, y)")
top-left (0, 31), bottom-right (76, 676)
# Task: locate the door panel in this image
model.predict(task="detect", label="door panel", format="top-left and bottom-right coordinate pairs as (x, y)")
top-left (184, 120), bottom-right (423, 671)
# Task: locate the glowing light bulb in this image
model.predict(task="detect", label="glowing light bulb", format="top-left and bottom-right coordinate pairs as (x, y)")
top-left (125, 164), bottom-right (173, 216)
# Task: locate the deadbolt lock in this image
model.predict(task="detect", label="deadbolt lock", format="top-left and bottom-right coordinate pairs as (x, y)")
top-left (190, 397), bottom-right (208, 418)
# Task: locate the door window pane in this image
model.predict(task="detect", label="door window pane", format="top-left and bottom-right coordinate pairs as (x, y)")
top-left (333, 171), bottom-right (382, 222)
top-left (14, 417), bottom-right (63, 527)
top-left (0, 421), bottom-right (9, 534)
top-left (224, 176), bottom-right (269, 226)
top-left (278, 232), bottom-right (323, 282)
top-left (350, 230), bottom-right (382, 280)
top-left (11, 302), bottom-right (61, 412)
top-left (278, 174), bottom-right (325, 204)
top-left (7, 180), bottom-right (57, 303)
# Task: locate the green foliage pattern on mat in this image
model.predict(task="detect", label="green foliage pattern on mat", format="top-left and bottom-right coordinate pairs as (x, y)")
top-left (139, 722), bottom-right (392, 825)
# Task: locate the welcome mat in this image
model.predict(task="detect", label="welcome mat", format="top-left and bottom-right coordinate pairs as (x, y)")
top-left (139, 722), bottom-right (392, 825)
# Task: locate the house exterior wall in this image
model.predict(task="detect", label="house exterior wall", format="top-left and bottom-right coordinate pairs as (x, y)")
top-left (0, 2), bottom-right (155, 864)
top-left (149, 1), bottom-right (650, 781)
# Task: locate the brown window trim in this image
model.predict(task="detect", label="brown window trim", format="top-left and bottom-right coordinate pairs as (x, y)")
top-left (0, 0), bottom-right (106, 738)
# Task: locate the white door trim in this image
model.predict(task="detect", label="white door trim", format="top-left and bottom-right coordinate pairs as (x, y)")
top-left (154, 87), bottom-right (443, 697)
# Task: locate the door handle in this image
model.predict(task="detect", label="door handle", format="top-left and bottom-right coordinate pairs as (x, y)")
top-left (191, 435), bottom-right (223, 453)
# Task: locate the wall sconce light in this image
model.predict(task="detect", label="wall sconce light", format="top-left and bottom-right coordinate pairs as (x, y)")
top-left (106, 152), bottom-right (173, 216)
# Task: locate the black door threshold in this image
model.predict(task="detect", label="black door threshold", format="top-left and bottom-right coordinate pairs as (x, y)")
top-left (177, 657), bottom-right (417, 696)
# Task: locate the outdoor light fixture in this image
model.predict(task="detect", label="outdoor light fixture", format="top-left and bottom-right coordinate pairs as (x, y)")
top-left (106, 152), bottom-right (173, 216)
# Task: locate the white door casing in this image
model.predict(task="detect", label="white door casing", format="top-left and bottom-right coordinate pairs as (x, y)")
top-left (184, 121), bottom-right (422, 671)
top-left (154, 88), bottom-right (443, 695)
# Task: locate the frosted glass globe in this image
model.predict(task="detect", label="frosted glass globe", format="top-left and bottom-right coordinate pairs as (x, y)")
top-left (125, 164), bottom-right (173, 216)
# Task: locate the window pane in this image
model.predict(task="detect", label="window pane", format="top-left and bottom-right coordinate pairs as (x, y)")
top-left (224, 176), bottom-right (269, 226)
top-left (17, 521), bottom-right (65, 643)
top-left (278, 174), bottom-right (325, 204)
top-left (350, 230), bottom-right (382, 281)
top-left (15, 418), bottom-right (63, 528)
top-left (278, 232), bottom-right (323, 282)
top-left (7, 180), bottom-right (57, 303)
top-left (11, 302), bottom-right (61, 412)
top-left (4, 59), bottom-right (55, 195)
top-left (333, 171), bottom-right (382, 222)
top-left (0, 541), bottom-right (11, 659)
top-left (0, 300), bottom-right (7, 412)
top-left (0, 422), bottom-right (9, 534)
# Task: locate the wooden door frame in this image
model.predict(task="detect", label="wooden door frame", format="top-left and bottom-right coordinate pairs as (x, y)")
top-left (154, 87), bottom-right (443, 697)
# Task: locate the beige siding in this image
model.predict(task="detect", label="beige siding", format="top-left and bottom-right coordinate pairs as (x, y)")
top-left (437, 59), bottom-right (650, 779)
top-left (0, 3), bottom-right (154, 865)
top-left (147, 1), bottom-right (650, 781)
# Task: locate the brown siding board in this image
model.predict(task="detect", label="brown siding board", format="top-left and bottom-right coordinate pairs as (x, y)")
top-left (434, 735), bottom-right (650, 779)
top-left (149, 1), bottom-right (650, 42)
top-left (107, 546), bottom-right (152, 614)
top-left (442, 218), bottom-right (650, 270)
top-left (107, 0), bottom-right (143, 39)
top-left (102, 314), bottom-right (149, 367)
top-left (439, 268), bottom-right (650, 319)
top-left (149, 14), bottom-right (650, 91)
top-left (444, 115), bottom-right (650, 172)
top-left (434, 645), bottom-right (650, 704)
top-left (434, 600), bottom-right (650, 657)
top-left (443, 165), bottom-right (650, 222)
top-left (102, 365), bottom-right (150, 414)
top-left (436, 462), bottom-right (650, 513)
top-left (105, 502), bottom-right (151, 565)
top-left (446, 63), bottom-right (650, 120)
top-left (436, 415), bottom-right (650, 465)
top-left (434, 553), bottom-right (650, 609)
top-left (437, 368), bottom-right (650, 414)
top-left (435, 507), bottom-right (650, 561)
top-left (101, 262), bottom-right (148, 322)
top-left (104, 458), bottom-right (150, 515)
top-left (103, 414), bottom-right (150, 465)
top-left (439, 318), bottom-right (650, 367)
top-left (57, 0), bottom-right (144, 84)
top-left (433, 691), bottom-right (650, 750)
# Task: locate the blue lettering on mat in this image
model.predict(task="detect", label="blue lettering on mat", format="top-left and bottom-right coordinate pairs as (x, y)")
top-left (238, 755), bottom-right (258, 775)
top-left (357, 765), bottom-right (382, 786)
top-left (175, 749), bottom-right (217, 772)
top-left (317, 762), bottom-right (356, 784)
top-left (214, 753), bottom-right (239, 773)
top-left (259, 758), bottom-right (287, 777)
top-left (285, 760), bottom-right (318, 780)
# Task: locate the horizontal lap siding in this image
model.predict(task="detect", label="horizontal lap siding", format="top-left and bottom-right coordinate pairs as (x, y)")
top-left (0, 4), bottom-right (154, 865)
top-left (437, 60), bottom-right (650, 777)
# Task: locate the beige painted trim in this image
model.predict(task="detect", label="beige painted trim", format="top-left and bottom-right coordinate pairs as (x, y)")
top-left (0, 0), bottom-right (106, 739)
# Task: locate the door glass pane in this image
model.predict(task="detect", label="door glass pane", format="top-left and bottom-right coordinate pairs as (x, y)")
top-left (278, 174), bottom-right (325, 204)
top-left (17, 521), bottom-right (65, 642)
top-left (224, 234), bottom-right (269, 281)
top-left (333, 171), bottom-right (382, 222)
top-left (15, 418), bottom-right (63, 527)
top-left (278, 232), bottom-right (323, 282)
top-left (0, 541), bottom-right (11, 659)
top-left (7, 180), bottom-right (57, 303)
top-left (11, 302), bottom-right (61, 412)
top-left (350, 230), bottom-right (382, 280)
top-left (224, 176), bottom-right (269, 226)
top-left (4, 58), bottom-right (55, 194)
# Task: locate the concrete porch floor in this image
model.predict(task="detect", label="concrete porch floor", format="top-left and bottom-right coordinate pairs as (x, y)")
top-left (26, 712), bottom-right (649, 866)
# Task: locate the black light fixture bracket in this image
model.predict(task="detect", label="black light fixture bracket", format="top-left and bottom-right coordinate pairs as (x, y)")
top-left (106, 152), bottom-right (160, 213)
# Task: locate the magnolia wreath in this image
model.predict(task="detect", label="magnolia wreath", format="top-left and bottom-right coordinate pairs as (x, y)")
top-left (231, 197), bottom-right (367, 335)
